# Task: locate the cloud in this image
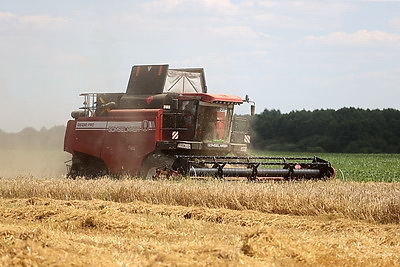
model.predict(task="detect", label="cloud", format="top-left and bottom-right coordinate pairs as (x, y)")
top-left (210, 25), bottom-right (272, 39)
top-left (255, 0), bottom-right (353, 16)
top-left (53, 54), bottom-right (90, 65)
top-left (389, 16), bottom-right (400, 29)
top-left (301, 30), bottom-right (400, 48)
top-left (0, 12), bottom-right (15, 20)
top-left (252, 13), bottom-right (308, 30)
top-left (362, 0), bottom-right (385, 1)
top-left (208, 25), bottom-right (275, 53)
top-left (202, 0), bottom-right (238, 15)
top-left (239, 1), bottom-right (354, 31)
top-left (0, 12), bottom-right (68, 28)
top-left (142, 0), bottom-right (238, 15)
top-left (342, 68), bottom-right (400, 84)
top-left (141, 0), bottom-right (183, 12)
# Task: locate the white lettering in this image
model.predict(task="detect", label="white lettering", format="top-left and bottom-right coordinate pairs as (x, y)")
top-left (75, 120), bottom-right (155, 132)
top-left (177, 143), bottom-right (191, 149)
top-left (207, 143), bottom-right (228, 148)
top-left (107, 121), bottom-right (155, 133)
top-left (76, 121), bottom-right (107, 130)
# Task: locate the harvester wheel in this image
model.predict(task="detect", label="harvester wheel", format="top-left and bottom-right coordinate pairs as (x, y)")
top-left (67, 155), bottom-right (108, 179)
top-left (139, 154), bottom-right (174, 179)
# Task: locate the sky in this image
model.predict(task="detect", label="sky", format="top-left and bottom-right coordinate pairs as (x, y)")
top-left (1, 0), bottom-right (399, 132)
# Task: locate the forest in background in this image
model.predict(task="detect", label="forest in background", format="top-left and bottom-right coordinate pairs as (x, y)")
top-left (1, 107), bottom-right (400, 153)
top-left (0, 126), bottom-right (65, 150)
top-left (251, 107), bottom-right (400, 153)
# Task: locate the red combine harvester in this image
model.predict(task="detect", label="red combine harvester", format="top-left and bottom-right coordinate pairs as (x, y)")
top-left (64, 64), bottom-right (335, 180)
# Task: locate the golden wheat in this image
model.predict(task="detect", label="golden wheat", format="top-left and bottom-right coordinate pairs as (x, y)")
top-left (1, 197), bottom-right (399, 266)
top-left (0, 176), bottom-right (398, 224)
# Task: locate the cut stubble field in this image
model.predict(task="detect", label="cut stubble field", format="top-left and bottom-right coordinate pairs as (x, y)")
top-left (0, 177), bottom-right (399, 266)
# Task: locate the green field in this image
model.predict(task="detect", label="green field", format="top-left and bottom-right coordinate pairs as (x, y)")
top-left (323, 153), bottom-right (400, 182)
top-left (253, 151), bottom-right (400, 182)
top-left (0, 149), bottom-right (399, 182)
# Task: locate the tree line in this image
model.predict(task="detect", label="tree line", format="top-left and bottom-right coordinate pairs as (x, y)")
top-left (0, 126), bottom-right (65, 150)
top-left (1, 107), bottom-right (400, 154)
top-left (251, 107), bottom-right (400, 153)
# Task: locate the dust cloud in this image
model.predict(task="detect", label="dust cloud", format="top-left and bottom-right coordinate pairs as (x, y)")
top-left (0, 149), bottom-right (69, 178)
top-left (0, 126), bottom-right (69, 177)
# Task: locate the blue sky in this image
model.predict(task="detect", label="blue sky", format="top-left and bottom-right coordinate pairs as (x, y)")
top-left (1, 0), bottom-right (399, 132)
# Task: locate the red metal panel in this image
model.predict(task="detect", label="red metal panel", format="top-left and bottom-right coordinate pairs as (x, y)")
top-left (64, 120), bottom-right (76, 153)
top-left (70, 118), bottom-right (108, 158)
top-left (100, 109), bottom-right (160, 175)
top-left (65, 109), bottom-right (162, 176)
top-left (155, 109), bottom-right (163, 142)
top-left (107, 109), bottom-right (160, 117)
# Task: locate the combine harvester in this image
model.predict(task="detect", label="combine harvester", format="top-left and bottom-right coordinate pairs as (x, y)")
top-left (64, 64), bottom-right (335, 181)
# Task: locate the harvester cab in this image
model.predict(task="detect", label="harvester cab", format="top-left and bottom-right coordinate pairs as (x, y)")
top-left (64, 64), bottom-right (335, 180)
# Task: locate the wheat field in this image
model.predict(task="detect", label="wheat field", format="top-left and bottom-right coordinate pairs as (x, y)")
top-left (1, 177), bottom-right (399, 224)
top-left (0, 176), bottom-right (399, 266)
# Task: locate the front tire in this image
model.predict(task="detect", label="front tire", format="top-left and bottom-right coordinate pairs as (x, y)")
top-left (67, 154), bottom-right (108, 179)
top-left (139, 153), bottom-right (174, 179)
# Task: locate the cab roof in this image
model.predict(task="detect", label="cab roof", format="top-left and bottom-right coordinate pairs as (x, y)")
top-left (179, 93), bottom-right (243, 105)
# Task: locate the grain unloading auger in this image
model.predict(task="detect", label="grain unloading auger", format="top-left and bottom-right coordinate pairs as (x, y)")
top-left (172, 155), bottom-right (335, 181)
top-left (64, 64), bottom-right (335, 180)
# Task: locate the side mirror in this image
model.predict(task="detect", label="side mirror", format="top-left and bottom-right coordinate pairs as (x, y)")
top-left (243, 94), bottom-right (256, 115)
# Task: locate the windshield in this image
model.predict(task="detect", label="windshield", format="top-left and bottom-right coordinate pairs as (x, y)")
top-left (195, 102), bottom-right (233, 142)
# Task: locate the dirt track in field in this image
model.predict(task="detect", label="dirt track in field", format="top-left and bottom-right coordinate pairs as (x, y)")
top-left (1, 197), bottom-right (399, 266)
